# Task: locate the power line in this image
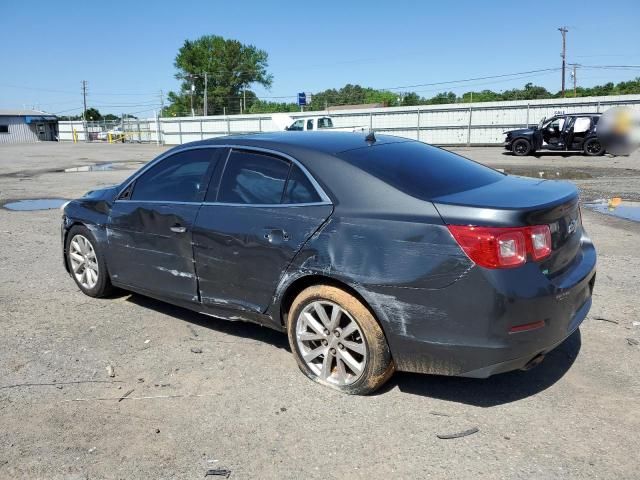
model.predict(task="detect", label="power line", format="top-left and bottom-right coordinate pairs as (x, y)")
top-left (375, 68), bottom-right (562, 91)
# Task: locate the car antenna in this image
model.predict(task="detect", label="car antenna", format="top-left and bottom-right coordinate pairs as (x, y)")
top-left (365, 130), bottom-right (376, 143)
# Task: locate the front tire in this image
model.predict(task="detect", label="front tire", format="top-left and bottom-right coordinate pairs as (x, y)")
top-left (66, 225), bottom-right (113, 297)
top-left (583, 138), bottom-right (604, 156)
top-left (512, 138), bottom-right (531, 156)
top-left (287, 285), bottom-right (394, 395)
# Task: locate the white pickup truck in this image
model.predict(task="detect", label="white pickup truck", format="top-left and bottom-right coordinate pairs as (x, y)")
top-left (271, 114), bottom-right (366, 132)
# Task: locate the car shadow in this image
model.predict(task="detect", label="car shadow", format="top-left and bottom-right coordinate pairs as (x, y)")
top-left (123, 293), bottom-right (291, 351)
top-left (381, 329), bottom-right (581, 407)
top-left (115, 292), bottom-right (580, 406)
top-left (501, 151), bottom-right (573, 158)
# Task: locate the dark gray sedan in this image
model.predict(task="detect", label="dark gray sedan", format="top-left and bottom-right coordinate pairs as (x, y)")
top-left (61, 132), bottom-right (596, 394)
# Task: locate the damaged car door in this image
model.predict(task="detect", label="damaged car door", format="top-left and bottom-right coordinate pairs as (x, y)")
top-left (106, 147), bottom-right (220, 302)
top-left (193, 148), bottom-right (333, 315)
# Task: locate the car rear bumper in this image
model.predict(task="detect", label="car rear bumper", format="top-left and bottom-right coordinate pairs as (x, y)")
top-left (367, 236), bottom-right (596, 378)
top-left (459, 296), bottom-right (590, 378)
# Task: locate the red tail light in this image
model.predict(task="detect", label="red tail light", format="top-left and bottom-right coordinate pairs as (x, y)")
top-left (448, 224), bottom-right (552, 269)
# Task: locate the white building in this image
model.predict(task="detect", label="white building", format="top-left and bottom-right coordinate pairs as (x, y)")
top-left (0, 109), bottom-right (58, 144)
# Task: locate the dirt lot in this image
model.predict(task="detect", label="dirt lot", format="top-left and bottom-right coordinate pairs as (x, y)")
top-left (1, 142), bottom-right (639, 479)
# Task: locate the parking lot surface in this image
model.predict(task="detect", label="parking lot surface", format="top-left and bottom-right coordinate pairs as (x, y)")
top-left (1, 142), bottom-right (639, 479)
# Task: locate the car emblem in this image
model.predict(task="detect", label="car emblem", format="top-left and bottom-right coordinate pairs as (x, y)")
top-left (567, 218), bottom-right (577, 235)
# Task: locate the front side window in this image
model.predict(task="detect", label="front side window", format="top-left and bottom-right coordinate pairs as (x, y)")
top-left (130, 149), bottom-right (214, 202)
top-left (218, 151), bottom-right (291, 204)
top-left (544, 117), bottom-right (566, 131)
top-left (289, 120), bottom-right (304, 131)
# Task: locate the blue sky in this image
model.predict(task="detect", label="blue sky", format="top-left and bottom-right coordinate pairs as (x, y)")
top-left (1, 0), bottom-right (639, 116)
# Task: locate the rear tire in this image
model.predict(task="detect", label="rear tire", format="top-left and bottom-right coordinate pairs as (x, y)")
top-left (66, 225), bottom-right (113, 298)
top-left (512, 139), bottom-right (531, 156)
top-left (583, 138), bottom-right (604, 156)
top-left (287, 285), bottom-right (394, 395)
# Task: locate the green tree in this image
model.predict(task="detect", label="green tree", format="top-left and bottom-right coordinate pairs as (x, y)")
top-left (83, 108), bottom-right (102, 121)
top-left (168, 35), bottom-right (273, 116)
top-left (426, 92), bottom-right (457, 105)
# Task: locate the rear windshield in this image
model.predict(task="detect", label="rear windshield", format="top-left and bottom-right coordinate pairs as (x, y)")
top-left (338, 141), bottom-right (504, 200)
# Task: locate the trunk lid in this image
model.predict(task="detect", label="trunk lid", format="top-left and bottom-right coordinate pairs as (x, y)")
top-left (433, 175), bottom-right (582, 275)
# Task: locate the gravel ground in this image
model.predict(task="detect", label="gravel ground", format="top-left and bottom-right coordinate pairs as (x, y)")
top-left (0, 142), bottom-right (639, 479)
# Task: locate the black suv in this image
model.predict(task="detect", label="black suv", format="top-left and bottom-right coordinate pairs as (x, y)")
top-left (505, 113), bottom-right (604, 156)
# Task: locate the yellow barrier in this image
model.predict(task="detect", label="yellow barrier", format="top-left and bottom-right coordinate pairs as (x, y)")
top-left (108, 132), bottom-right (127, 143)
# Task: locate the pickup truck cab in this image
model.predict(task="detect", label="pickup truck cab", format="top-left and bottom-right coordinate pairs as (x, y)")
top-left (286, 116), bottom-right (336, 131)
top-left (271, 114), bottom-right (367, 133)
top-left (505, 113), bottom-right (604, 156)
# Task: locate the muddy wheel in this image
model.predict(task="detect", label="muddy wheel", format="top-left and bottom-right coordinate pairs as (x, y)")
top-left (512, 138), bottom-right (531, 156)
top-left (66, 225), bottom-right (113, 298)
top-left (287, 285), bottom-right (394, 395)
top-left (583, 138), bottom-right (604, 156)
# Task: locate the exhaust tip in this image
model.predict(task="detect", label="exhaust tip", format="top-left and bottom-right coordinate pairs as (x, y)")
top-left (521, 353), bottom-right (545, 371)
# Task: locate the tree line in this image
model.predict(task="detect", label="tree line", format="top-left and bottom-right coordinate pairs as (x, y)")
top-left (60, 34), bottom-right (640, 119)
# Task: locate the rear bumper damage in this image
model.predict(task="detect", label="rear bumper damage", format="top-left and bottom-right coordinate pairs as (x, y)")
top-left (366, 237), bottom-right (596, 378)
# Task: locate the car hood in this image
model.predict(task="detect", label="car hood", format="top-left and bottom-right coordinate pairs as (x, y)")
top-left (505, 127), bottom-right (535, 136)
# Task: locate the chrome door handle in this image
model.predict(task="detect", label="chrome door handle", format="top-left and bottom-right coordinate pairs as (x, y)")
top-left (170, 226), bottom-right (187, 233)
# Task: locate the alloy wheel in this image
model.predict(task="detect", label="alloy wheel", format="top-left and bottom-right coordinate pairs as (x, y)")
top-left (69, 234), bottom-right (99, 290)
top-left (514, 141), bottom-right (528, 154)
top-left (295, 301), bottom-right (367, 386)
top-left (586, 140), bottom-right (602, 155)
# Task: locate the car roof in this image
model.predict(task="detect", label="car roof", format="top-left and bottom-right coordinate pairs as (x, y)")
top-left (178, 131), bottom-right (412, 156)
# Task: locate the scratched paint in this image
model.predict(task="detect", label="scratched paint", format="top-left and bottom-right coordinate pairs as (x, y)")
top-left (156, 266), bottom-right (194, 278)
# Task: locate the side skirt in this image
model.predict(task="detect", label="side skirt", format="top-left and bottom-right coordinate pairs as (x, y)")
top-left (111, 281), bottom-right (285, 332)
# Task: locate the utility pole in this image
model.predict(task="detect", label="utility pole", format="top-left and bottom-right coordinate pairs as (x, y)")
top-left (81, 80), bottom-right (88, 119)
top-left (203, 73), bottom-right (208, 116)
top-left (81, 80), bottom-right (88, 143)
top-left (558, 27), bottom-right (568, 97)
top-left (159, 89), bottom-right (165, 117)
top-left (569, 64), bottom-right (580, 97)
top-left (243, 88), bottom-right (246, 114)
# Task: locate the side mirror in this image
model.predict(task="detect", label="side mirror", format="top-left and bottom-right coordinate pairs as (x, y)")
top-left (284, 126), bottom-right (290, 131)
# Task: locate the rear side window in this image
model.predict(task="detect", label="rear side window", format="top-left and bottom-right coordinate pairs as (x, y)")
top-left (283, 165), bottom-right (322, 204)
top-left (339, 142), bottom-right (504, 200)
top-left (131, 148), bottom-right (214, 202)
top-left (573, 117), bottom-right (592, 133)
top-left (218, 151), bottom-right (291, 204)
top-left (317, 118), bottom-right (333, 128)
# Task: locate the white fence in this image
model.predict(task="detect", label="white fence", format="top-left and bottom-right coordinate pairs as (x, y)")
top-left (58, 94), bottom-right (640, 146)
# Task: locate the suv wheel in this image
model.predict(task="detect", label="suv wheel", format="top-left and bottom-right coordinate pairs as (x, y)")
top-left (583, 138), bottom-right (604, 156)
top-left (512, 139), bottom-right (531, 156)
